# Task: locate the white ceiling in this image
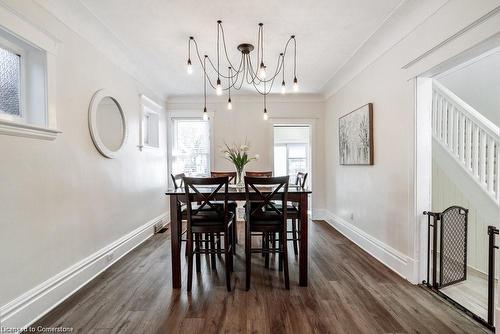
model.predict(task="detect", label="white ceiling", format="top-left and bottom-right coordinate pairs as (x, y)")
top-left (48, 0), bottom-right (404, 98)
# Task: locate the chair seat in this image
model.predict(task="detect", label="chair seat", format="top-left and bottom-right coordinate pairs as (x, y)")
top-left (266, 202), bottom-right (298, 212)
top-left (191, 211), bottom-right (235, 226)
top-left (212, 200), bottom-right (237, 211)
top-left (181, 201), bottom-right (237, 213)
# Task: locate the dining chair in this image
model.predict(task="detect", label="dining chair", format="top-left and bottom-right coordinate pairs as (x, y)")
top-left (245, 171), bottom-right (273, 177)
top-left (211, 171), bottom-right (238, 253)
top-left (171, 173), bottom-right (190, 256)
top-left (286, 172), bottom-right (308, 255)
top-left (264, 172), bottom-right (307, 257)
top-left (171, 173), bottom-right (222, 264)
top-left (244, 176), bottom-right (290, 290)
top-left (244, 171), bottom-right (272, 257)
top-left (184, 176), bottom-right (234, 292)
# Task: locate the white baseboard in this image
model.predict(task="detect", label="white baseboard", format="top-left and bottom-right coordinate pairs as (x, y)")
top-left (0, 212), bottom-right (168, 332)
top-left (314, 209), bottom-right (414, 281)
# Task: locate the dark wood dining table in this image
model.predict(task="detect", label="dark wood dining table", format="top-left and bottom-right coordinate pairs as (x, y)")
top-left (166, 185), bottom-right (312, 289)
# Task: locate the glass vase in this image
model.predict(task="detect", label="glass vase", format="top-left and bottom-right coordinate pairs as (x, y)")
top-left (236, 167), bottom-right (244, 187)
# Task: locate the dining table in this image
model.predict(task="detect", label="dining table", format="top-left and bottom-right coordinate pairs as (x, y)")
top-left (165, 184), bottom-right (312, 288)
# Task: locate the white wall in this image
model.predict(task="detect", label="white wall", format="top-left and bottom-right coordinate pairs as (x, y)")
top-left (432, 141), bottom-right (499, 274)
top-left (437, 51), bottom-right (500, 127)
top-left (323, 0), bottom-right (500, 282)
top-left (167, 95), bottom-right (326, 211)
top-left (0, 0), bottom-right (167, 315)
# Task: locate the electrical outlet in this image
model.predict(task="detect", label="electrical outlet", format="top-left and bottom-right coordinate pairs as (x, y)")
top-left (154, 220), bottom-right (166, 233)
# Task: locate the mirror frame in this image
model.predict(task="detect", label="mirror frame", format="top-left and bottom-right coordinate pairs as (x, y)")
top-left (88, 89), bottom-right (128, 158)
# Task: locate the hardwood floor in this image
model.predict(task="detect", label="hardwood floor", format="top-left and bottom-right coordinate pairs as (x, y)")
top-left (34, 220), bottom-right (490, 333)
top-left (441, 270), bottom-right (490, 320)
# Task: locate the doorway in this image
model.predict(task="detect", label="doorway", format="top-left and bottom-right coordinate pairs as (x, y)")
top-left (416, 40), bottom-right (500, 330)
top-left (273, 124), bottom-right (312, 211)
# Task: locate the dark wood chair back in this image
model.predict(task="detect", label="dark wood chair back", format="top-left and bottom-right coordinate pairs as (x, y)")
top-left (183, 176), bottom-right (230, 225)
top-left (296, 172), bottom-right (308, 188)
top-left (245, 171), bottom-right (273, 178)
top-left (211, 171), bottom-right (237, 184)
top-left (244, 176), bottom-right (289, 223)
top-left (171, 173), bottom-right (185, 190)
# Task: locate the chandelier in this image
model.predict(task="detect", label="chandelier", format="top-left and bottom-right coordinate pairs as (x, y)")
top-left (186, 20), bottom-right (298, 120)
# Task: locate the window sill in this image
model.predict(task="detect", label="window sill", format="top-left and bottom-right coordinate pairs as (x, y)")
top-left (0, 119), bottom-right (62, 140)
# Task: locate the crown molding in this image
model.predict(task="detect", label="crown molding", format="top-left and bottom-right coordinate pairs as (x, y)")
top-left (321, 0), bottom-right (448, 99)
top-left (167, 93), bottom-right (326, 105)
top-left (32, 0), bottom-right (167, 103)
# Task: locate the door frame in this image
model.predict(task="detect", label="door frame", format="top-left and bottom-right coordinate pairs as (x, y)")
top-left (268, 118), bottom-right (316, 216)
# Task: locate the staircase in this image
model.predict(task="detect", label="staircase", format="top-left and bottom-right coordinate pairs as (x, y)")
top-left (432, 80), bottom-right (500, 205)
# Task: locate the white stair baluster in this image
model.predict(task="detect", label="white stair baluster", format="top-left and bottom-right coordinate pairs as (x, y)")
top-left (432, 80), bottom-right (499, 205)
top-left (479, 131), bottom-right (487, 185)
top-left (487, 137), bottom-right (495, 193)
top-left (472, 125), bottom-right (479, 178)
top-left (465, 118), bottom-right (472, 170)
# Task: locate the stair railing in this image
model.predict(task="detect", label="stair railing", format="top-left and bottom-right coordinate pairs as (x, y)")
top-left (432, 80), bottom-right (500, 204)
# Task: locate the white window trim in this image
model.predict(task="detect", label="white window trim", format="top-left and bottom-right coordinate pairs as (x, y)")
top-left (167, 110), bottom-right (214, 184)
top-left (138, 94), bottom-right (163, 151)
top-left (0, 35), bottom-right (26, 123)
top-left (0, 4), bottom-right (60, 140)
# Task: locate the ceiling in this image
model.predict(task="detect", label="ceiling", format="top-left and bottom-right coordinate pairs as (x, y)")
top-left (48, 0), bottom-right (404, 98)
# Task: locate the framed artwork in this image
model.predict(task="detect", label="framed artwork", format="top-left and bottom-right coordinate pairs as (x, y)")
top-left (339, 103), bottom-right (373, 165)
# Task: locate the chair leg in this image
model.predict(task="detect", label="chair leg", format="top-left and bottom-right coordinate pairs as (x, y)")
top-left (217, 232), bottom-right (222, 256)
top-left (261, 233), bottom-right (266, 257)
top-left (204, 232), bottom-right (210, 265)
top-left (245, 224), bottom-right (251, 291)
top-left (232, 221), bottom-right (237, 255)
top-left (278, 232), bottom-right (283, 271)
top-left (233, 213), bottom-right (238, 245)
top-left (210, 233), bottom-right (217, 270)
top-left (264, 233), bottom-right (270, 269)
top-left (281, 229), bottom-right (290, 290)
top-left (292, 219), bottom-right (298, 256)
top-left (187, 231), bottom-right (194, 292)
top-left (225, 230), bottom-right (231, 292)
top-left (195, 233), bottom-right (201, 273)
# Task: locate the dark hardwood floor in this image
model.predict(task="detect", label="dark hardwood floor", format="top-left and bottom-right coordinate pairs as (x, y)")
top-left (34, 220), bottom-right (490, 333)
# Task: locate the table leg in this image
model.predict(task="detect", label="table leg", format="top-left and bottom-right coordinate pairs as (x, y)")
top-left (170, 195), bottom-right (181, 289)
top-left (299, 193), bottom-right (308, 286)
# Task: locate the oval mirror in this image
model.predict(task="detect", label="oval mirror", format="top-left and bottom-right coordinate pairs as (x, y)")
top-left (88, 90), bottom-right (127, 158)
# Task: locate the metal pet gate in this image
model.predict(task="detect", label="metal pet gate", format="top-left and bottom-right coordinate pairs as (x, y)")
top-left (423, 206), bottom-right (498, 330)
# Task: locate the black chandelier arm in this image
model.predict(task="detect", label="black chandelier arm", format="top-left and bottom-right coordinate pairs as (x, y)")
top-left (246, 52), bottom-right (284, 84)
top-left (188, 21), bottom-right (297, 98)
top-left (205, 54), bottom-right (244, 79)
top-left (191, 37), bottom-right (244, 81)
top-left (218, 22), bottom-right (244, 71)
top-left (247, 56), bottom-right (280, 95)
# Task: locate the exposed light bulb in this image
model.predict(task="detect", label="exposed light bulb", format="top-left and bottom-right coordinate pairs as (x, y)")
top-left (263, 109), bottom-right (268, 121)
top-left (258, 62), bottom-right (266, 79)
top-left (293, 77), bottom-right (299, 92)
top-left (216, 78), bottom-right (222, 96)
top-left (187, 59), bottom-right (192, 74)
top-left (227, 98), bottom-right (232, 110)
top-left (281, 81), bottom-right (286, 94)
top-left (203, 107), bottom-right (208, 121)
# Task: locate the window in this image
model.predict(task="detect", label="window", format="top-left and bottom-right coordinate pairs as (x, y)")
top-left (273, 125), bottom-right (310, 185)
top-left (0, 13), bottom-right (59, 140)
top-left (0, 45), bottom-right (22, 119)
top-left (139, 95), bottom-right (161, 150)
top-left (171, 119), bottom-right (210, 176)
